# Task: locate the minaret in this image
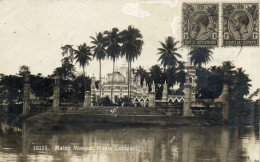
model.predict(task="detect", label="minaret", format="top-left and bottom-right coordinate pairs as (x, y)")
top-left (142, 79), bottom-right (148, 95)
top-left (118, 59), bottom-right (128, 81)
top-left (136, 75), bottom-right (141, 94)
top-left (146, 84), bottom-right (149, 94)
top-left (152, 80), bottom-right (155, 93)
top-left (137, 75), bottom-right (141, 86)
top-left (143, 78), bottom-right (146, 85)
top-left (162, 80), bottom-right (168, 102)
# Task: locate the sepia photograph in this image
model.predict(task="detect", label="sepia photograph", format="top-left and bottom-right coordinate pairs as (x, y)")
top-left (0, 0), bottom-right (259, 161)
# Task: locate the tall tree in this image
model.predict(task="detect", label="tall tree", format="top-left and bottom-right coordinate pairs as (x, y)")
top-left (90, 32), bottom-right (107, 100)
top-left (120, 25), bottom-right (144, 102)
top-left (175, 61), bottom-right (186, 93)
top-left (222, 63), bottom-right (251, 122)
top-left (149, 65), bottom-right (165, 99)
top-left (188, 48), bottom-right (213, 68)
top-left (196, 61), bottom-right (252, 122)
top-left (157, 36), bottom-right (181, 88)
top-left (55, 45), bottom-right (76, 80)
top-left (61, 44), bottom-right (74, 60)
top-left (60, 57), bottom-right (76, 80)
top-left (104, 28), bottom-right (121, 102)
top-left (74, 43), bottom-right (93, 92)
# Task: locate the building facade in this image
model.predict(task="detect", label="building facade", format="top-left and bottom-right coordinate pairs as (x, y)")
top-left (91, 63), bottom-right (149, 104)
top-left (91, 58), bottom-right (197, 108)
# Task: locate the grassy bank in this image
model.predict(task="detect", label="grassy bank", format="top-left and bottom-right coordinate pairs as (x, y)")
top-left (26, 107), bottom-right (221, 133)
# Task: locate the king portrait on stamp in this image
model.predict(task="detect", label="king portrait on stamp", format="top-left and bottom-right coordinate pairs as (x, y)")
top-left (182, 3), bottom-right (219, 47)
top-left (223, 3), bottom-right (259, 46)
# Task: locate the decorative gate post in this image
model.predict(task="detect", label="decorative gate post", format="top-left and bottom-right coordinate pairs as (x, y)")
top-left (148, 81), bottom-right (156, 107)
top-left (53, 75), bottom-right (60, 112)
top-left (162, 81), bottom-right (168, 102)
top-left (84, 91), bottom-right (91, 108)
top-left (183, 56), bottom-right (197, 117)
top-left (23, 72), bottom-right (30, 116)
top-left (183, 74), bottom-right (191, 117)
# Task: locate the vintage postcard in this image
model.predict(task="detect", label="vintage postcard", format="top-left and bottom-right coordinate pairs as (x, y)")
top-left (0, 0), bottom-right (259, 162)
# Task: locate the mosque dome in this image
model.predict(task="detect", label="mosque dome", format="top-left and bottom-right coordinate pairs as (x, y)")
top-left (106, 72), bottom-right (126, 84)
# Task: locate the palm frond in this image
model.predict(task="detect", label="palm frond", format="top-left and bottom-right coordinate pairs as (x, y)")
top-left (157, 36), bottom-right (181, 68)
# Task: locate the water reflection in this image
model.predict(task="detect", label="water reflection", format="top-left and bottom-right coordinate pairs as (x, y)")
top-left (0, 120), bottom-right (259, 162)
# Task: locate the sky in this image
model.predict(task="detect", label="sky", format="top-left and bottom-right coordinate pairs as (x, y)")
top-left (0, 0), bottom-right (259, 95)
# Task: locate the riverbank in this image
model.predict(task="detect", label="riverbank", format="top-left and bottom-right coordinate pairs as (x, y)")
top-left (26, 107), bottom-right (223, 133)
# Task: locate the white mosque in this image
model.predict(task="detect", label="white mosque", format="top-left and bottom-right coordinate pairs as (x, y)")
top-left (90, 61), bottom-right (150, 104)
top-left (89, 59), bottom-right (196, 107)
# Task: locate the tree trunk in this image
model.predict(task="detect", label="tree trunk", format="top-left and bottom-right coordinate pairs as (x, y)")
top-left (111, 60), bottom-right (115, 103)
top-left (235, 96), bottom-right (239, 124)
top-left (127, 59), bottom-right (130, 103)
top-left (129, 61), bottom-right (132, 102)
top-left (167, 65), bottom-right (170, 90)
top-left (99, 59), bottom-right (102, 102)
top-left (83, 67), bottom-right (86, 92)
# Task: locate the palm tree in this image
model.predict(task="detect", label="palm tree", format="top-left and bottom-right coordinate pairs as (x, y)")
top-left (157, 36), bottom-right (181, 87)
top-left (120, 25), bottom-right (144, 102)
top-left (90, 32), bottom-right (107, 100)
top-left (104, 28), bottom-right (121, 102)
top-left (221, 61), bottom-right (236, 84)
top-left (157, 36), bottom-right (181, 69)
top-left (188, 48), bottom-right (213, 68)
top-left (74, 43), bottom-right (93, 92)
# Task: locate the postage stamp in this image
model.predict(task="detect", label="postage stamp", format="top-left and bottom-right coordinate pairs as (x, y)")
top-left (223, 3), bottom-right (259, 47)
top-left (182, 3), bottom-right (219, 47)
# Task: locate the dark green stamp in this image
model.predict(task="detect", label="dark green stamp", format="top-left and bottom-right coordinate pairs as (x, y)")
top-left (182, 3), bottom-right (219, 47)
top-left (223, 3), bottom-right (259, 47)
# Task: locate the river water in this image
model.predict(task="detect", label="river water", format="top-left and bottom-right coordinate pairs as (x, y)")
top-left (0, 118), bottom-right (259, 162)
